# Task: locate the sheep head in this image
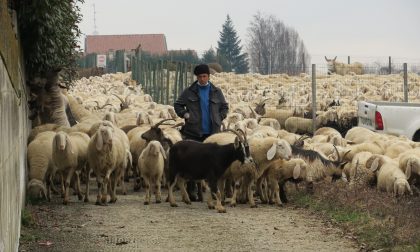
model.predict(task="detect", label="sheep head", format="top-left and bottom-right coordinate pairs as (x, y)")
top-left (267, 139), bottom-right (292, 161)
top-left (147, 140), bottom-right (167, 159)
top-left (325, 56), bottom-right (338, 75)
top-left (96, 125), bottom-right (114, 151)
top-left (404, 157), bottom-right (420, 180)
top-left (393, 178), bottom-right (412, 197)
top-left (293, 160), bottom-right (309, 180)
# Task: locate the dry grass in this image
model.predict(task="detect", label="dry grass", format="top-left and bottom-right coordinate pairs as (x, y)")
top-left (288, 180), bottom-right (420, 251)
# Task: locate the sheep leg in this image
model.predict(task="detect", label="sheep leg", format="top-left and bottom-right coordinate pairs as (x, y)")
top-left (60, 173), bottom-right (65, 198)
top-left (247, 180), bottom-right (257, 208)
top-left (84, 169), bottom-right (91, 203)
top-left (74, 171), bottom-right (83, 201)
top-left (168, 176), bottom-right (178, 207)
top-left (178, 178), bottom-right (191, 205)
top-left (230, 181), bottom-right (240, 207)
top-left (63, 168), bottom-right (76, 205)
top-left (95, 180), bottom-right (104, 205)
top-left (272, 181), bottom-right (283, 207)
top-left (109, 172), bottom-right (118, 203)
top-left (279, 182), bottom-right (288, 203)
top-left (155, 178), bottom-right (162, 204)
top-left (143, 177), bottom-right (151, 205)
top-left (256, 177), bottom-right (267, 204)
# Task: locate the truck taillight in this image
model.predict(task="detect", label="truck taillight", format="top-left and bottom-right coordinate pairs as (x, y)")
top-left (375, 111), bottom-right (383, 130)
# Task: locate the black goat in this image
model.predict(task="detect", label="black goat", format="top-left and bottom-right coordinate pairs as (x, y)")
top-left (167, 130), bottom-right (252, 213)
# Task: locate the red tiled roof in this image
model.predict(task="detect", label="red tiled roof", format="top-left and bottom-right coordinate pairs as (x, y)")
top-left (84, 34), bottom-right (167, 55)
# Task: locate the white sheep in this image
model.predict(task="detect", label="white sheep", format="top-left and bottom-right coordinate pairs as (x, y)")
top-left (398, 150), bottom-right (420, 186)
top-left (342, 151), bottom-right (376, 188)
top-left (264, 158), bottom-right (309, 206)
top-left (87, 124), bottom-right (127, 205)
top-left (27, 131), bottom-right (56, 201)
top-left (52, 131), bottom-right (90, 204)
top-left (138, 140), bottom-right (166, 205)
top-left (367, 154), bottom-right (413, 197)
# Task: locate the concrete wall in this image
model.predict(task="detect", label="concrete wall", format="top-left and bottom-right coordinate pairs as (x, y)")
top-left (0, 0), bottom-right (29, 251)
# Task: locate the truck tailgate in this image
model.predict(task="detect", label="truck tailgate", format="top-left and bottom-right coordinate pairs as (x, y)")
top-left (357, 101), bottom-right (376, 130)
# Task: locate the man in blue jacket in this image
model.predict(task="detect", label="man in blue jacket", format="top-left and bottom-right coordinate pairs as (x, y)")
top-left (174, 64), bottom-right (229, 200)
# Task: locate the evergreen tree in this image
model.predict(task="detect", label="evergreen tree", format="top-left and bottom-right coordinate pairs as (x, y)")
top-left (217, 15), bottom-right (249, 73)
top-left (201, 47), bottom-right (217, 64)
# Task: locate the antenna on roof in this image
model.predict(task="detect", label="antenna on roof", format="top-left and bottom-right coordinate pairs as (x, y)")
top-left (93, 3), bottom-right (99, 35)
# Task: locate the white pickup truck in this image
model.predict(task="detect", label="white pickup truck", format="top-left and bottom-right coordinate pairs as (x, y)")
top-left (357, 101), bottom-right (420, 141)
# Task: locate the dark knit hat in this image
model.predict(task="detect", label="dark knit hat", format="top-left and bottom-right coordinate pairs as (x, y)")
top-left (194, 64), bottom-right (210, 76)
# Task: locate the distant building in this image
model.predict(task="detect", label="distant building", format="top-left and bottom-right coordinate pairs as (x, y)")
top-left (84, 34), bottom-right (168, 55)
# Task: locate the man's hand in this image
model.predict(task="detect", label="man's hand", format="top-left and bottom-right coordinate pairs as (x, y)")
top-left (184, 113), bottom-right (190, 119)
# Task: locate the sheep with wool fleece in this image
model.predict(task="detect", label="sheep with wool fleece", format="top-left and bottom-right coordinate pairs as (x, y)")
top-left (138, 140), bottom-right (166, 205)
top-left (384, 141), bottom-right (413, 159)
top-left (27, 131), bottom-right (56, 201)
top-left (398, 149), bottom-right (420, 187)
top-left (87, 124), bottom-right (128, 205)
top-left (263, 158), bottom-right (309, 206)
top-left (52, 131), bottom-right (90, 204)
top-left (366, 154), bottom-right (413, 197)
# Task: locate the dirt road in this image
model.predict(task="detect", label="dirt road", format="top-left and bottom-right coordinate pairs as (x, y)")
top-left (19, 186), bottom-right (358, 252)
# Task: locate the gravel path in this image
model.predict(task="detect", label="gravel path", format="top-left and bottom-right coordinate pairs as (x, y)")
top-left (19, 184), bottom-right (358, 252)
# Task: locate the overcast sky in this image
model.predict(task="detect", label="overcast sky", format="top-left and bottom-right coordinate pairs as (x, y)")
top-left (78, 0), bottom-right (420, 63)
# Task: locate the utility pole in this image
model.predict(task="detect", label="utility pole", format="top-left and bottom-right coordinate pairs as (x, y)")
top-left (93, 3), bottom-right (99, 35)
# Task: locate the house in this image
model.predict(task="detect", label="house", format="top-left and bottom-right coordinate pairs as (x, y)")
top-left (84, 34), bottom-right (168, 55)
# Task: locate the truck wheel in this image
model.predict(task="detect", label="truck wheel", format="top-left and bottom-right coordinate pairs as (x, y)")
top-left (413, 130), bottom-right (420, 142)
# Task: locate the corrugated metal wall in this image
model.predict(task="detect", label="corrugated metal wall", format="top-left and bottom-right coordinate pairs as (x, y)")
top-left (0, 0), bottom-right (29, 251)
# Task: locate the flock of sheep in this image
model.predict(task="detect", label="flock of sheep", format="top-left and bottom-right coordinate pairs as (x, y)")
top-left (26, 70), bottom-right (420, 213)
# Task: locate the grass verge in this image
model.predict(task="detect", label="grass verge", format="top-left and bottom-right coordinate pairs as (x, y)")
top-left (288, 180), bottom-right (420, 251)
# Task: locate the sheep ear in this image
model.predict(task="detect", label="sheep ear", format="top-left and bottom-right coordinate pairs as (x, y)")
top-left (405, 160), bottom-right (412, 180)
top-left (52, 135), bottom-right (58, 151)
top-left (341, 172), bottom-right (348, 182)
top-left (293, 165), bottom-right (301, 179)
top-left (159, 144), bottom-right (167, 160)
top-left (369, 158), bottom-right (380, 172)
top-left (234, 136), bottom-right (240, 148)
top-left (96, 132), bottom-right (103, 151)
top-left (266, 143), bottom-right (277, 161)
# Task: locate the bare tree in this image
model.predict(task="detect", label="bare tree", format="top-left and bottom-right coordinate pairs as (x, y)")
top-left (247, 12), bottom-right (310, 75)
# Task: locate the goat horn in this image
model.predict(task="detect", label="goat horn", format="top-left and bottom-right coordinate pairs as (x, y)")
top-left (112, 93), bottom-right (125, 103)
top-left (236, 128), bottom-right (248, 144)
top-left (171, 122), bottom-right (184, 128)
top-left (154, 118), bottom-right (175, 128)
top-left (333, 145), bottom-right (340, 161)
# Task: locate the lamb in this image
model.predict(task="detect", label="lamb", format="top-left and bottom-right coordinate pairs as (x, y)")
top-left (27, 131), bottom-right (56, 201)
top-left (138, 141), bottom-right (166, 205)
top-left (87, 124), bottom-right (128, 205)
top-left (367, 154), bottom-right (413, 197)
top-left (313, 127), bottom-right (349, 146)
top-left (52, 131), bottom-right (90, 204)
top-left (344, 126), bottom-right (376, 144)
top-left (325, 56), bottom-right (364, 75)
top-left (167, 130), bottom-right (252, 213)
top-left (263, 158), bottom-right (309, 206)
top-left (259, 118), bottom-right (281, 130)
